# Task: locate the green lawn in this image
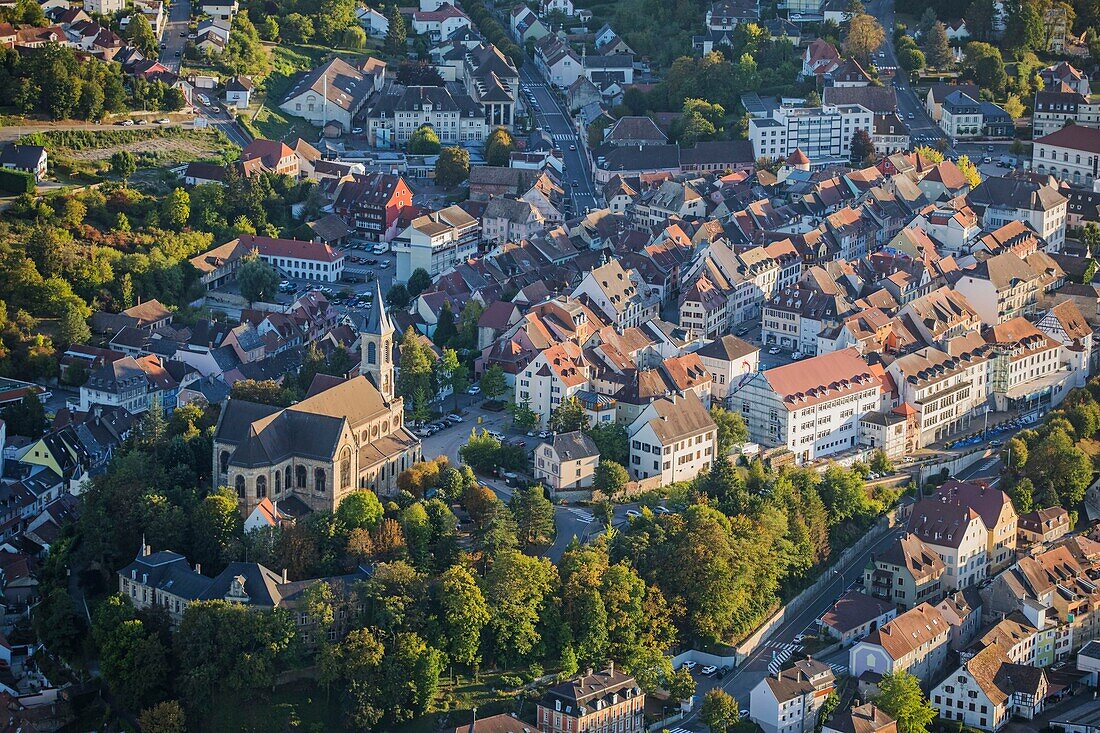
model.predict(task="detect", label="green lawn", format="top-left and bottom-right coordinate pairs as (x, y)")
top-left (206, 684), bottom-right (344, 732)
top-left (241, 104), bottom-right (320, 143)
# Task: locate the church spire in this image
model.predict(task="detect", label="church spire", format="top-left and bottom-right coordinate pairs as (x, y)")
top-left (360, 281), bottom-right (395, 402)
top-left (365, 281), bottom-right (393, 336)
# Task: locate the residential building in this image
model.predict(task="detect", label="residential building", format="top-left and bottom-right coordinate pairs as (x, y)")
top-left (393, 205), bottom-right (480, 283)
top-left (1031, 90), bottom-right (1100, 138)
top-left (848, 603), bottom-right (950, 683)
top-left (821, 591), bottom-right (898, 646)
top-left (626, 392), bottom-right (716, 484)
top-left (515, 342), bottom-right (590, 425)
top-left (886, 346), bottom-right (988, 448)
top-left (967, 176), bottom-right (1068, 251)
top-left (1033, 124), bottom-right (1100, 187)
top-left (1017, 507), bottom-right (1071, 546)
top-left (78, 354), bottom-right (188, 415)
top-left (925, 83), bottom-right (981, 122)
top-left (364, 83), bottom-right (488, 148)
top-left (482, 197), bottom-right (545, 244)
top-left (695, 334), bottom-right (759, 401)
top-left (749, 659), bottom-right (836, 733)
top-left (279, 57), bottom-right (385, 131)
top-left (84, 0), bottom-right (124, 15)
top-left (214, 301), bottom-right (421, 516)
top-left (761, 286), bottom-right (852, 356)
top-left (936, 480), bottom-right (1017, 574)
top-left (0, 144), bottom-right (47, 182)
top-left (334, 172), bottom-right (415, 241)
top-left (534, 431), bottom-right (600, 496)
top-left (931, 645), bottom-right (1048, 731)
top-left (1036, 299), bottom-right (1094, 389)
top-left (749, 104), bottom-right (874, 167)
top-left (536, 667), bottom-right (645, 733)
top-left (188, 234), bottom-right (345, 287)
top-left (862, 532), bottom-right (946, 610)
top-left (822, 704), bottom-right (896, 733)
top-left (940, 91), bottom-right (983, 139)
top-left (1039, 61), bottom-right (1090, 96)
top-left (572, 260), bottom-right (658, 331)
top-left (908, 495), bottom-right (989, 591)
top-left (983, 316), bottom-right (1066, 412)
top-left (411, 3), bottom-right (471, 41)
top-left (225, 75), bottom-right (253, 109)
top-left (239, 139), bottom-right (300, 178)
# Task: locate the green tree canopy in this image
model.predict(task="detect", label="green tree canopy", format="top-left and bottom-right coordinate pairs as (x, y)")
top-left (407, 124), bottom-right (442, 154)
top-left (236, 249), bottom-right (280, 304)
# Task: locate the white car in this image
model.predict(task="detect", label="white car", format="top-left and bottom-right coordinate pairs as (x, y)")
top-left (467, 385), bottom-right (481, 394)
top-left (198, 94), bottom-right (210, 105)
top-left (682, 661), bottom-right (697, 670)
top-left (351, 127), bottom-right (363, 134)
top-left (121, 119), bottom-right (135, 126)
top-left (793, 634), bottom-right (805, 643)
top-left (701, 665), bottom-right (717, 676)
top-left (654, 505), bottom-right (672, 514)
top-left (739, 710), bottom-right (749, 718)
top-left (768, 347), bottom-right (781, 355)
top-left (626, 509), bottom-right (642, 518)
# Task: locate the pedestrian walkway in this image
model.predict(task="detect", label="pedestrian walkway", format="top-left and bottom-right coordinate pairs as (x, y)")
top-left (828, 662), bottom-right (848, 677)
top-left (566, 507), bottom-right (595, 523)
top-left (552, 133), bottom-right (575, 141)
top-left (766, 642), bottom-right (801, 675)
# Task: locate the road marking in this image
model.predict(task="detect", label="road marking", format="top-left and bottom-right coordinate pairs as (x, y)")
top-left (829, 663), bottom-right (848, 677)
top-left (566, 507), bottom-right (595, 523)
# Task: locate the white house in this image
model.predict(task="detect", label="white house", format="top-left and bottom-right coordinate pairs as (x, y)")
top-left (626, 392), bottom-right (716, 484)
top-left (749, 659), bottom-right (836, 733)
top-left (1032, 124), bottom-right (1100, 187)
top-left (411, 3), bottom-right (472, 40)
top-left (356, 6), bottom-right (389, 36)
top-left (695, 334), bottom-right (759, 402)
top-left (224, 75), bottom-right (253, 110)
top-left (515, 342), bottom-right (590, 425)
top-left (931, 645), bottom-right (1048, 731)
top-left (0, 144), bottom-right (47, 183)
top-left (393, 204), bottom-right (480, 284)
top-left (1036, 300), bottom-right (1093, 389)
top-left (848, 603), bottom-right (951, 683)
top-left (907, 495), bottom-right (989, 591)
top-left (571, 260), bottom-right (658, 331)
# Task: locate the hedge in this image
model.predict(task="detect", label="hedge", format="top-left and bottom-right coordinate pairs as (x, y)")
top-left (0, 168), bottom-right (35, 194)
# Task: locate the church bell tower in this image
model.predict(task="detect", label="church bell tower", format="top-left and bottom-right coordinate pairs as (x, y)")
top-left (360, 281), bottom-right (395, 402)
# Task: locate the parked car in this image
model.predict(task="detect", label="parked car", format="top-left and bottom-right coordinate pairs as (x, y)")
top-left (626, 509), bottom-right (642, 518)
top-left (467, 385), bottom-right (481, 395)
top-left (446, 414), bottom-right (463, 424)
top-left (681, 661), bottom-right (697, 670)
top-left (351, 127), bottom-right (363, 134)
top-left (701, 665), bottom-right (717, 676)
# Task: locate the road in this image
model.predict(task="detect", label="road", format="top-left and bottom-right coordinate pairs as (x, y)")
top-left (518, 64), bottom-right (599, 214)
top-left (158, 0), bottom-right (252, 149)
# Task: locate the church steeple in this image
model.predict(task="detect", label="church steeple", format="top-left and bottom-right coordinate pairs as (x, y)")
top-left (361, 282), bottom-right (395, 401)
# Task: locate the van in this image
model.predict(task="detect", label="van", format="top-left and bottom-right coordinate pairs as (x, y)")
top-left (372, 243), bottom-right (389, 255)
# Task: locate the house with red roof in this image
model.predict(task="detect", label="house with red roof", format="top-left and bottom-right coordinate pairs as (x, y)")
top-left (334, 172), bottom-right (414, 242)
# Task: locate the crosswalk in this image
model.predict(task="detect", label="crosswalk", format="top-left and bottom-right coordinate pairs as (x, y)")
top-left (978, 457), bottom-right (998, 471)
top-left (552, 133), bottom-right (575, 142)
top-left (829, 662), bottom-right (848, 677)
top-left (566, 507), bottom-right (595, 523)
top-left (667, 728), bottom-right (692, 733)
top-left (767, 642), bottom-right (802, 675)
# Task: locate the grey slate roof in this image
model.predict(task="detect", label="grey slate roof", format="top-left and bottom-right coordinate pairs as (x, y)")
top-left (551, 430), bottom-right (599, 461)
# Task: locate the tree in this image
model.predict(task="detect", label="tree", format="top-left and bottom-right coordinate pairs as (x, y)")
top-left (963, 42), bottom-right (1007, 95)
top-left (710, 406), bottom-right (749, 455)
top-left (438, 565), bottom-right (489, 666)
top-left (509, 399), bottom-right (539, 431)
top-left (59, 304), bottom-right (90, 346)
top-left (387, 283), bottom-right (411, 309)
top-left (435, 146), bottom-right (470, 188)
top-left (510, 484), bottom-right (556, 550)
top-left (1003, 93), bottom-right (1025, 119)
top-left (407, 268), bottom-right (433, 298)
top-left (898, 47), bottom-right (926, 71)
top-left (804, 90), bottom-right (821, 107)
top-left (923, 21), bottom-right (953, 67)
top-left (485, 127), bottom-right (516, 167)
top-left (282, 13), bottom-right (315, 43)
top-left (874, 671), bottom-right (936, 733)
top-left (190, 491), bottom-right (243, 572)
top-left (440, 347), bottom-right (469, 410)
top-left (162, 187), bottom-right (190, 230)
top-left (460, 429), bottom-right (503, 473)
top-left (236, 249), bottom-right (280, 305)
top-left (1005, 0), bottom-right (1044, 52)
top-left (230, 379), bottom-right (292, 406)
top-left (480, 364), bottom-right (508, 402)
top-left (914, 145), bottom-right (945, 163)
top-left (843, 14), bottom-right (885, 64)
top-left (385, 4), bottom-right (407, 56)
top-left (666, 666), bottom-right (696, 701)
top-left (585, 422), bottom-right (629, 465)
top-left (594, 461), bottom-right (629, 497)
top-left (100, 619), bottom-right (169, 711)
top-left (850, 128), bottom-right (876, 165)
top-left (125, 13), bottom-right (159, 56)
top-left (2, 393), bottom-right (46, 437)
top-left (336, 491), bottom-right (384, 530)
top-left (316, 0), bottom-right (356, 43)
top-left (548, 395), bottom-right (587, 434)
top-left (816, 692), bottom-right (840, 733)
top-left (870, 449), bottom-right (892, 475)
top-left (956, 155), bottom-right (981, 188)
top-left (482, 550), bottom-right (557, 664)
top-left (110, 151), bottom-right (137, 182)
top-left (965, 0), bottom-right (996, 40)
top-left (701, 689), bottom-right (740, 733)
top-left (138, 701), bottom-right (186, 733)
top-left (398, 326), bottom-right (434, 403)
top-left (1081, 222), bottom-right (1100, 257)
top-left (408, 124), bottom-right (442, 154)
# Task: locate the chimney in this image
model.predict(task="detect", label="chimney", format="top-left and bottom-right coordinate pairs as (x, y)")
top-left (282, 567), bottom-right (289, 583)
top-left (195, 563), bottom-right (202, 575)
top-left (609, 661), bottom-right (614, 675)
top-left (585, 667), bottom-right (594, 678)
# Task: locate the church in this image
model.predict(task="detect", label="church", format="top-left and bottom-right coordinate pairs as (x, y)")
top-left (212, 286), bottom-right (422, 517)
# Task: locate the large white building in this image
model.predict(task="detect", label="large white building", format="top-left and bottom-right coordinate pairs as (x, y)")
top-left (364, 84), bottom-right (488, 148)
top-left (730, 347), bottom-right (882, 464)
top-left (514, 342), bottom-right (590, 425)
top-left (393, 205), bottom-right (480, 283)
top-left (749, 103), bottom-right (874, 166)
top-left (848, 602), bottom-right (951, 683)
top-left (967, 177), bottom-right (1067, 252)
top-left (626, 393), bottom-right (716, 484)
top-left (748, 659), bottom-right (835, 733)
top-left (908, 495), bottom-right (989, 591)
top-left (279, 57), bottom-right (385, 131)
top-left (1032, 124), bottom-right (1100, 187)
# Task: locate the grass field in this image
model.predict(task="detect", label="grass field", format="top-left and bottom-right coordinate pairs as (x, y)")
top-left (241, 104), bottom-right (320, 142)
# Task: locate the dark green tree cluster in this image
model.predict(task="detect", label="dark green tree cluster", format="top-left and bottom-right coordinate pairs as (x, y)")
top-left (0, 43), bottom-right (128, 120)
top-left (1002, 386), bottom-right (1098, 511)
